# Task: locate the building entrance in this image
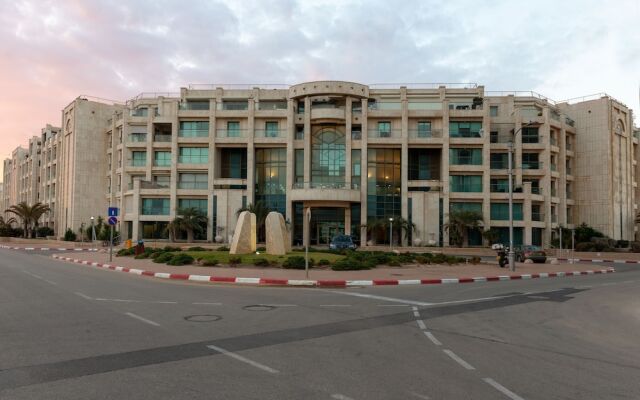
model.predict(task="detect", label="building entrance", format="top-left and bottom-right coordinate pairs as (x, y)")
top-left (310, 207), bottom-right (345, 245)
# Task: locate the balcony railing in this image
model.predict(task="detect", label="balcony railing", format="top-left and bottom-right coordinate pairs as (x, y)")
top-left (140, 180), bottom-right (169, 189)
top-left (351, 130), bottom-right (362, 140)
top-left (522, 161), bottom-right (543, 170)
top-left (532, 212), bottom-right (545, 222)
top-left (130, 160), bottom-right (147, 167)
top-left (128, 134), bottom-right (147, 142)
top-left (565, 117), bottom-right (575, 127)
top-left (154, 134), bottom-right (172, 142)
top-left (257, 101), bottom-right (287, 110)
top-left (551, 214), bottom-right (558, 223)
top-left (490, 160), bottom-right (509, 170)
top-left (450, 183), bottom-right (483, 192)
top-left (178, 129), bottom-right (209, 138)
top-left (292, 181), bottom-right (357, 190)
top-left (178, 182), bottom-right (208, 190)
top-left (255, 129), bottom-right (286, 138)
top-left (368, 102), bottom-right (401, 111)
top-left (409, 128), bottom-right (443, 138)
top-left (221, 102), bottom-right (248, 111)
top-left (531, 187), bottom-right (542, 195)
top-left (449, 102), bottom-right (483, 110)
top-left (490, 183), bottom-right (509, 193)
top-left (368, 129), bottom-right (402, 138)
top-left (566, 142), bottom-right (573, 151)
top-left (180, 102), bottom-right (210, 111)
top-left (141, 207), bottom-right (170, 215)
top-left (550, 163), bottom-right (557, 171)
top-left (216, 129), bottom-right (247, 138)
top-left (550, 137), bottom-right (557, 146)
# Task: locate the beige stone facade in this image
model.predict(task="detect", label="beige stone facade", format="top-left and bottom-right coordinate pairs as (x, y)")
top-left (2, 82), bottom-right (637, 246)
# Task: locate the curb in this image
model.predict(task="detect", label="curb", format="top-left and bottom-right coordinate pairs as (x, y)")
top-left (1, 245), bottom-right (98, 251)
top-left (556, 257), bottom-right (640, 264)
top-left (51, 254), bottom-right (615, 287)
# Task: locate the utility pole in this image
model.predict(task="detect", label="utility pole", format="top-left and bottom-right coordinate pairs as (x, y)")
top-left (389, 218), bottom-right (394, 250)
top-left (508, 141), bottom-right (515, 271)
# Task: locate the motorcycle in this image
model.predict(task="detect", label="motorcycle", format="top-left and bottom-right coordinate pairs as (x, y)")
top-left (491, 243), bottom-right (508, 268)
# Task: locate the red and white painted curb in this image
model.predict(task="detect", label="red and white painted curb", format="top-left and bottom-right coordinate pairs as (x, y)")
top-left (555, 257), bottom-right (640, 264)
top-left (51, 254), bottom-right (615, 287)
top-left (1, 245), bottom-right (98, 251)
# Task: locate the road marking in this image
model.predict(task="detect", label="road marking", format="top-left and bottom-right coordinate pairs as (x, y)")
top-left (408, 392), bottom-right (431, 399)
top-left (377, 304), bottom-right (411, 307)
top-left (155, 301), bottom-right (178, 304)
top-left (429, 295), bottom-right (507, 306)
top-left (483, 378), bottom-right (525, 400)
top-left (75, 292), bottom-right (92, 300)
top-left (125, 312), bottom-right (160, 327)
top-left (319, 304), bottom-right (352, 307)
top-left (443, 349), bottom-right (475, 370)
top-left (416, 319), bottom-right (427, 330)
top-left (329, 291), bottom-right (433, 306)
top-left (193, 302), bottom-right (223, 305)
top-left (206, 344), bottom-right (279, 374)
top-left (22, 270), bottom-right (57, 285)
top-left (96, 298), bottom-right (139, 303)
top-left (424, 331), bottom-right (442, 346)
top-left (331, 394), bottom-right (355, 400)
top-left (260, 304), bottom-right (297, 307)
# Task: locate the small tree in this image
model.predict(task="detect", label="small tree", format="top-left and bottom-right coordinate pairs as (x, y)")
top-left (5, 202), bottom-right (51, 238)
top-left (482, 228), bottom-right (500, 245)
top-left (64, 228), bottom-right (77, 241)
top-left (166, 207), bottom-right (208, 242)
top-left (444, 210), bottom-right (483, 247)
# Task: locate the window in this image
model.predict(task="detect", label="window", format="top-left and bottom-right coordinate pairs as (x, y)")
top-left (178, 198), bottom-right (208, 213)
top-left (491, 203), bottom-right (523, 220)
top-left (179, 121), bottom-right (209, 137)
top-left (154, 151), bottom-right (171, 167)
top-left (220, 148), bottom-right (247, 179)
top-left (532, 204), bottom-right (543, 221)
top-left (351, 149), bottom-right (361, 188)
top-left (490, 153), bottom-right (509, 169)
top-left (450, 202), bottom-right (482, 213)
top-left (490, 131), bottom-right (499, 143)
top-left (227, 121), bottom-right (241, 137)
top-left (450, 175), bottom-right (482, 192)
top-left (351, 126), bottom-right (362, 140)
top-left (449, 121), bottom-right (482, 138)
top-left (178, 173), bottom-right (208, 189)
top-left (378, 121), bottom-right (391, 137)
top-left (181, 101), bottom-right (209, 110)
top-left (295, 125), bottom-right (304, 140)
top-left (295, 149), bottom-right (304, 184)
top-left (255, 148), bottom-right (287, 215)
top-left (522, 153), bottom-right (540, 169)
top-left (153, 175), bottom-right (170, 188)
top-left (450, 148), bottom-right (482, 165)
top-left (490, 106), bottom-right (498, 117)
top-left (297, 101), bottom-right (305, 114)
top-left (367, 148), bottom-right (401, 224)
top-left (141, 198), bottom-right (170, 215)
top-left (408, 149), bottom-right (440, 180)
top-left (490, 178), bottom-right (508, 193)
top-left (522, 127), bottom-right (539, 143)
top-left (524, 179), bottom-right (541, 194)
top-left (179, 147), bottom-right (208, 164)
top-left (265, 121), bottom-right (279, 137)
top-left (131, 151), bottom-right (146, 167)
top-left (222, 101), bottom-right (248, 111)
top-left (417, 121), bottom-right (432, 138)
top-left (311, 127), bottom-right (345, 185)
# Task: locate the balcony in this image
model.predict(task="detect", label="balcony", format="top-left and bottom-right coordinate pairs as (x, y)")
top-left (140, 180), bottom-right (169, 189)
top-left (220, 101), bottom-right (248, 111)
top-left (154, 134), bottom-right (172, 142)
top-left (128, 133), bottom-right (147, 143)
top-left (180, 101), bottom-right (210, 111)
top-left (565, 117), bottom-right (575, 127)
top-left (368, 129), bottom-right (401, 139)
top-left (522, 161), bottom-right (543, 170)
top-left (409, 128), bottom-right (443, 139)
top-left (532, 211), bottom-right (545, 222)
top-left (290, 181), bottom-right (360, 202)
top-left (178, 182), bottom-right (208, 190)
top-left (178, 129), bottom-right (209, 138)
top-left (257, 101), bottom-right (287, 111)
top-left (450, 183), bottom-right (483, 193)
top-left (216, 129), bottom-right (247, 138)
top-left (490, 183), bottom-right (509, 193)
top-left (531, 187), bottom-right (542, 195)
top-left (254, 129), bottom-right (287, 138)
top-left (311, 103), bottom-right (346, 120)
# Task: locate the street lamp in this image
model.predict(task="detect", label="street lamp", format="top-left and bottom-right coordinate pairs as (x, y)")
top-left (305, 207), bottom-right (311, 279)
top-left (90, 216), bottom-right (96, 242)
top-left (389, 217), bottom-right (394, 250)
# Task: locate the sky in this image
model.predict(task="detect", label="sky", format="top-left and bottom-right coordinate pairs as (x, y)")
top-left (0, 0), bottom-right (639, 178)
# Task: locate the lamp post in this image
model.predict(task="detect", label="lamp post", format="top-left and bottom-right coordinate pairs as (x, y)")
top-left (305, 207), bottom-right (311, 279)
top-left (389, 217), bottom-right (393, 250)
top-left (90, 216), bottom-right (96, 243)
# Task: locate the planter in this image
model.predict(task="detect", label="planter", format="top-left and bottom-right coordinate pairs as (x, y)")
top-left (215, 235), bottom-right (224, 243)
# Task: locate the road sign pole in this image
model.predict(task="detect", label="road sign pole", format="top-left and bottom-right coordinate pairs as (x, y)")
top-left (109, 224), bottom-right (114, 262)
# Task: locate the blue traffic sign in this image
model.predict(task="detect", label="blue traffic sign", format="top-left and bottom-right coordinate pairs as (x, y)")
top-left (107, 216), bottom-right (118, 225)
top-left (108, 207), bottom-right (119, 217)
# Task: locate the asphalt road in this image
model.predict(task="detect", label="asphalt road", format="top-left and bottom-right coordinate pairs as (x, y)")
top-left (1, 249), bottom-right (639, 399)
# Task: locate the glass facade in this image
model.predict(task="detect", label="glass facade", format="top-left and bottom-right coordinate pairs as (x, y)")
top-left (141, 198), bottom-right (170, 215)
top-left (449, 121), bottom-right (482, 138)
top-left (178, 173), bottom-right (208, 189)
top-left (522, 127), bottom-right (539, 143)
top-left (227, 121), bottom-right (241, 137)
top-left (367, 148), bottom-right (401, 223)
top-left (490, 153), bottom-right (509, 169)
top-left (179, 147), bottom-right (208, 164)
top-left (132, 151), bottom-right (146, 167)
top-left (449, 148), bottom-right (482, 165)
top-left (255, 148), bottom-right (287, 215)
top-left (450, 202), bottom-right (482, 213)
top-left (351, 149), bottom-right (361, 188)
top-left (311, 127), bottom-right (346, 186)
top-left (295, 149), bottom-right (304, 184)
top-left (408, 149), bottom-right (440, 180)
top-left (265, 121), bottom-right (279, 137)
top-left (154, 151), bottom-right (171, 167)
top-left (496, 227), bottom-right (523, 246)
top-left (220, 148), bottom-right (247, 179)
top-left (450, 175), bottom-right (482, 192)
top-left (490, 203), bottom-right (523, 220)
top-left (178, 198), bottom-right (208, 213)
top-left (141, 221), bottom-right (169, 239)
top-left (417, 121), bottom-right (432, 137)
top-left (179, 121), bottom-right (209, 137)
top-left (490, 178), bottom-right (509, 193)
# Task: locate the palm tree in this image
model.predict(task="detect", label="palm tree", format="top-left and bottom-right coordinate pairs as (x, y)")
top-left (0, 215), bottom-right (17, 228)
top-left (5, 202), bottom-right (51, 238)
top-left (166, 207), bottom-right (208, 242)
top-left (236, 201), bottom-right (271, 242)
top-left (444, 210), bottom-right (483, 247)
top-left (360, 216), bottom-right (416, 245)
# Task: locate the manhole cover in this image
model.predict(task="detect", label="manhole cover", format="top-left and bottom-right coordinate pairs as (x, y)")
top-left (243, 304), bottom-right (276, 312)
top-left (184, 314), bottom-right (222, 322)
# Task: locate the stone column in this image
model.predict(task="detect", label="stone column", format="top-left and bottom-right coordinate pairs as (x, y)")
top-left (400, 87), bottom-right (409, 246)
top-left (360, 98), bottom-right (369, 245)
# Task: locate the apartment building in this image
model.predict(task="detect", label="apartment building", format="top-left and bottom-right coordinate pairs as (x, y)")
top-left (2, 81), bottom-right (636, 246)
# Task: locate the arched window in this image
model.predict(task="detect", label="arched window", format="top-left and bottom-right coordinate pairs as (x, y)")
top-left (311, 127), bottom-right (346, 185)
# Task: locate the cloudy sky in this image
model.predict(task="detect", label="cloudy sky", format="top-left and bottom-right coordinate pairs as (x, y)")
top-left (1, 0), bottom-right (639, 175)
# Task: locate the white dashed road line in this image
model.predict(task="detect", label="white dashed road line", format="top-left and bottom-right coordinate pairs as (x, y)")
top-left (192, 302), bottom-right (222, 305)
top-left (408, 391), bottom-right (431, 399)
top-left (75, 292), bottom-right (92, 300)
top-left (206, 344), bottom-right (279, 374)
top-left (416, 319), bottom-right (427, 330)
top-left (319, 304), bottom-right (352, 307)
top-left (125, 312), bottom-right (161, 327)
top-left (22, 270), bottom-right (57, 285)
top-left (442, 349), bottom-right (475, 370)
top-left (331, 394), bottom-right (355, 400)
top-left (483, 378), bottom-right (526, 400)
top-left (329, 291), bottom-right (433, 306)
top-left (423, 331), bottom-right (442, 346)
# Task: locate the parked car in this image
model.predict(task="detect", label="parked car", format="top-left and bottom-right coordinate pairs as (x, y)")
top-left (514, 245), bottom-right (547, 263)
top-left (329, 235), bottom-right (358, 250)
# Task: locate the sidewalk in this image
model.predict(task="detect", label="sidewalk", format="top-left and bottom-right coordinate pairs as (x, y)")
top-left (52, 251), bottom-right (615, 287)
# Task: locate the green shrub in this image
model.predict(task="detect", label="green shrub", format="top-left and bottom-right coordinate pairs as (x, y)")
top-left (36, 226), bottom-right (54, 237)
top-left (63, 228), bottom-right (77, 242)
top-left (397, 253), bottom-right (415, 263)
top-left (167, 253), bottom-right (194, 266)
top-left (469, 256), bottom-right (481, 264)
top-left (415, 255), bottom-right (429, 264)
top-left (332, 258), bottom-right (371, 271)
top-left (256, 246), bottom-right (266, 251)
top-left (387, 259), bottom-right (401, 266)
top-left (282, 256), bottom-right (307, 269)
top-left (201, 256), bottom-right (218, 266)
top-left (253, 258), bottom-right (270, 266)
top-left (116, 247), bottom-right (135, 257)
top-left (188, 246), bottom-right (207, 252)
top-left (317, 259), bottom-right (331, 266)
top-left (153, 252), bottom-right (174, 263)
top-left (229, 256), bottom-right (242, 265)
top-left (575, 242), bottom-right (595, 252)
top-left (631, 241), bottom-right (640, 253)
top-left (163, 246), bottom-right (182, 252)
top-left (217, 246), bottom-right (230, 252)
